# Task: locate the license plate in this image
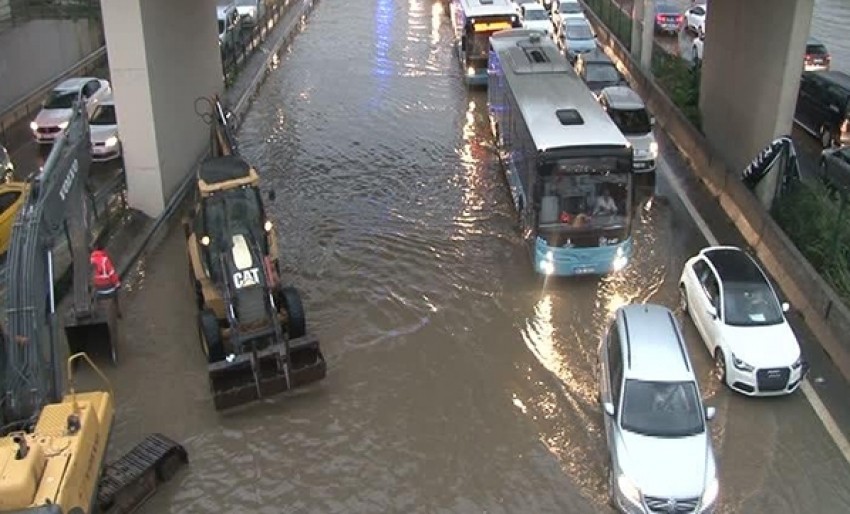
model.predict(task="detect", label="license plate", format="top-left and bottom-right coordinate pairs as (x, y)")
top-left (573, 266), bottom-right (595, 274)
top-left (634, 162), bottom-right (648, 169)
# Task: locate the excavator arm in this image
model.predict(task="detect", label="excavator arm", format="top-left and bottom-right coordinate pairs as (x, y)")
top-left (1, 93), bottom-right (98, 428)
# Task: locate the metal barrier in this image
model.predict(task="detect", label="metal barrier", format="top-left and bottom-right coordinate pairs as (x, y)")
top-left (221, 1), bottom-right (287, 86)
top-left (0, 46), bottom-right (107, 144)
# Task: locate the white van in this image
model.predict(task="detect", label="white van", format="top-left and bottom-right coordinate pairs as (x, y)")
top-left (216, 3), bottom-right (242, 52)
top-left (234, 0), bottom-right (265, 26)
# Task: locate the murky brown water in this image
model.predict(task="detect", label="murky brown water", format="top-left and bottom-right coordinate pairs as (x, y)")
top-left (88, 0), bottom-right (850, 512)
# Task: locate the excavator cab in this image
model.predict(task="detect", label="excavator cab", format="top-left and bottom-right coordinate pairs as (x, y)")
top-left (185, 99), bottom-right (326, 410)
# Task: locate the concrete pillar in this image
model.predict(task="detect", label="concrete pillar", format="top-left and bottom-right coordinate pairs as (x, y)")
top-left (699, 0), bottom-right (814, 173)
top-left (630, 0), bottom-right (654, 72)
top-left (100, 0), bottom-right (223, 217)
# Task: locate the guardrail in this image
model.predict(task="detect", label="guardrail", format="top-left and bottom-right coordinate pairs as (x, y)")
top-left (581, 1), bottom-right (850, 382)
top-left (0, 46), bottom-right (107, 144)
top-left (221, 0), bottom-right (287, 86)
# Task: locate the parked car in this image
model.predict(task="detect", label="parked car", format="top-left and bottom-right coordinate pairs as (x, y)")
top-left (574, 48), bottom-right (625, 94)
top-left (89, 95), bottom-right (122, 162)
top-left (30, 77), bottom-right (111, 144)
top-left (653, 1), bottom-right (683, 35)
top-left (679, 246), bottom-right (807, 397)
top-left (520, 3), bottom-right (551, 34)
top-left (551, 0), bottom-right (585, 27)
top-left (804, 38), bottom-right (831, 72)
top-left (598, 304), bottom-right (719, 514)
top-left (819, 145), bottom-right (850, 193)
top-left (217, 2), bottom-right (243, 52)
top-left (1, 145), bottom-right (13, 182)
top-left (558, 18), bottom-right (596, 62)
top-left (692, 31), bottom-right (705, 67)
top-left (598, 86), bottom-right (658, 174)
top-left (794, 70), bottom-right (850, 148)
top-left (234, 0), bottom-right (264, 26)
top-left (684, 2), bottom-right (707, 36)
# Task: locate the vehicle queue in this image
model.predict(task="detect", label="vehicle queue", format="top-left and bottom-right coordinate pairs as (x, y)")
top-left (450, 0), bottom-right (811, 512)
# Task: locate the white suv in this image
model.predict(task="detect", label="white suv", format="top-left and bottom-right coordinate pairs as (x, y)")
top-left (598, 304), bottom-right (719, 514)
top-left (598, 86), bottom-right (658, 174)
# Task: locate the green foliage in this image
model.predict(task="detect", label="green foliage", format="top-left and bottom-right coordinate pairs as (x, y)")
top-left (584, 0), bottom-right (633, 52)
top-left (773, 182), bottom-right (850, 302)
top-left (651, 48), bottom-right (702, 129)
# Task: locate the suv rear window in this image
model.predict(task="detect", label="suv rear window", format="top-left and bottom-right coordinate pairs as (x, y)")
top-left (806, 44), bottom-right (828, 56)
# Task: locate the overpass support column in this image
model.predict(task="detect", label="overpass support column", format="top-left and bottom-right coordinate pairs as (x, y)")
top-left (699, 0), bottom-right (814, 173)
top-left (101, 0), bottom-right (223, 217)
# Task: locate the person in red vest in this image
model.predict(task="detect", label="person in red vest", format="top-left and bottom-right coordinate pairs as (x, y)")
top-left (90, 245), bottom-right (121, 317)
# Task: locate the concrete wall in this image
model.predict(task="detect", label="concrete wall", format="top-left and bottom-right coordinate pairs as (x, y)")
top-left (0, 18), bottom-right (103, 111)
top-left (699, 0), bottom-right (814, 173)
top-left (583, 2), bottom-right (850, 384)
top-left (101, 0), bottom-right (223, 217)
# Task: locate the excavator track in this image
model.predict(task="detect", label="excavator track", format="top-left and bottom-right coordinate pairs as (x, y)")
top-left (96, 433), bottom-right (188, 513)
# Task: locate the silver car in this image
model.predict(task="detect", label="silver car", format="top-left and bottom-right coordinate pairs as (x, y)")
top-left (598, 304), bottom-right (719, 514)
top-left (558, 18), bottom-right (596, 62)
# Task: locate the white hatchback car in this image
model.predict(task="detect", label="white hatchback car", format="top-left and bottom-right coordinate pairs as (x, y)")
top-left (684, 3), bottom-right (707, 36)
top-left (89, 95), bottom-right (122, 162)
top-left (520, 4), bottom-right (551, 35)
top-left (31, 77), bottom-right (111, 144)
top-left (679, 246), bottom-right (807, 397)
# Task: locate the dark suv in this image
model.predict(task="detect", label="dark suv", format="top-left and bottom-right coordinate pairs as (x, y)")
top-left (574, 48), bottom-right (627, 95)
top-left (804, 38), bottom-right (830, 72)
top-left (795, 71), bottom-right (850, 148)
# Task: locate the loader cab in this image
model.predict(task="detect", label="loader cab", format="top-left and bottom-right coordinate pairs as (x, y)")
top-left (193, 156), bottom-right (275, 283)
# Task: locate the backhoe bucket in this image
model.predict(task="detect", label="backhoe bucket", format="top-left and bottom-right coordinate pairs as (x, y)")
top-left (207, 334), bottom-right (326, 410)
top-left (65, 300), bottom-right (119, 365)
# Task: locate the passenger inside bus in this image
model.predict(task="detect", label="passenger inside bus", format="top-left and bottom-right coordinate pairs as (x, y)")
top-left (539, 176), bottom-right (625, 228)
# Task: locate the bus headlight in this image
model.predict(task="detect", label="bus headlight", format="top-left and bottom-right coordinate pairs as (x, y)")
top-left (612, 247), bottom-right (628, 271)
top-left (540, 250), bottom-right (555, 275)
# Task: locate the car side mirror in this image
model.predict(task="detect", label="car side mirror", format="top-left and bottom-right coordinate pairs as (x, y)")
top-left (706, 304), bottom-right (717, 319)
top-left (705, 406), bottom-right (716, 421)
top-left (603, 402), bottom-right (615, 417)
top-left (782, 301), bottom-right (790, 313)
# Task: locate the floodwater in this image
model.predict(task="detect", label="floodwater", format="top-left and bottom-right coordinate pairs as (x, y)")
top-left (810, 0), bottom-right (850, 74)
top-left (95, 0), bottom-right (850, 512)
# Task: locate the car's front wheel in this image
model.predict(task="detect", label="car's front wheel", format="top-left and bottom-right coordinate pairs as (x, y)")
top-left (714, 348), bottom-right (728, 385)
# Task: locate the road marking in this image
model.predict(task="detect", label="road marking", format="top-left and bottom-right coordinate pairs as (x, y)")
top-left (658, 160), bottom-right (850, 465)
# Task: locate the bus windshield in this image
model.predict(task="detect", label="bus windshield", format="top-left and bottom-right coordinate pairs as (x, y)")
top-left (536, 157), bottom-right (632, 243)
top-left (466, 18), bottom-right (515, 60)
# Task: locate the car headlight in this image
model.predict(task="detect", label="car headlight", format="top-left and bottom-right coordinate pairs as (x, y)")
top-left (4, 160), bottom-right (12, 172)
top-left (617, 474), bottom-right (642, 506)
top-left (58, 121), bottom-right (69, 130)
top-left (649, 141), bottom-right (659, 157)
top-left (105, 136), bottom-right (119, 147)
top-left (791, 356), bottom-right (803, 370)
top-left (30, 121), bottom-right (38, 131)
top-left (731, 353), bottom-right (754, 372)
top-left (701, 476), bottom-right (719, 507)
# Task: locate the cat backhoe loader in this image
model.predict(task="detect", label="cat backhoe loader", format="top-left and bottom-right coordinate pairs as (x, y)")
top-left (184, 96), bottom-right (326, 411)
top-left (0, 95), bottom-right (187, 513)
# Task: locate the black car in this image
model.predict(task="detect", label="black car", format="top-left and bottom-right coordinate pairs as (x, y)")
top-left (654, 1), bottom-right (682, 35)
top-left (804, 38), bottom-right (830, 71)
top-left (795, 71), bottom-right (850, 148)
top-left (574, 49), bottom-right (627, 94)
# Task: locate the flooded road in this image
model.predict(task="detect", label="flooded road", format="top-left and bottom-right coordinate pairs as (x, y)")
top-left (95, 0), bottom-right (850, 512)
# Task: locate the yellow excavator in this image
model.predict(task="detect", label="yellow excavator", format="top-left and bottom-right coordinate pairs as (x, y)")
top-left (0, 94), bottom-right (187, 513)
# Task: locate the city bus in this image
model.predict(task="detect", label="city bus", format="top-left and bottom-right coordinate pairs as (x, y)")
top-left (449, 0), bottom-right (521, 86)
top-left (487, 29), bottom-right (635, 276)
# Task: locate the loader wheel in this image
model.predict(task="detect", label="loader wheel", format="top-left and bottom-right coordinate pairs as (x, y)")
top-left (279, 286), bottom-right (306, 339)
top-left (198, 309), bottom-right (225, 363)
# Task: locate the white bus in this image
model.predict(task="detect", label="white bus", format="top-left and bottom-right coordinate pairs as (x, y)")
top-left (487, 29), bottom-right (635, 276)
top-left (449, 0), bottom-right (521, 86)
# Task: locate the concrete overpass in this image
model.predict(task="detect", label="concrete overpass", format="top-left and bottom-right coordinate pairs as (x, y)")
top-left (633, 0), bottom-right (815, 175)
